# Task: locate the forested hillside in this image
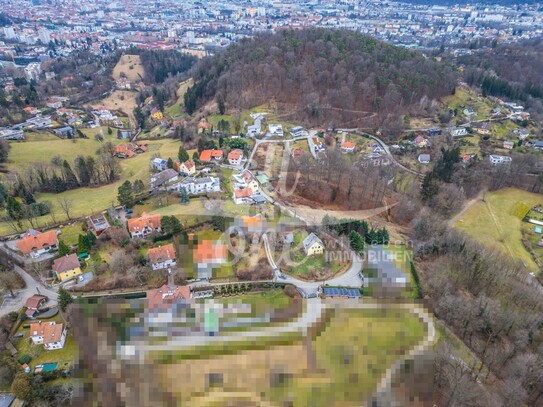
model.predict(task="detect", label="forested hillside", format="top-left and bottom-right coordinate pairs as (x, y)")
top-left (184, 29), bottom-right (458, 133)
top-left (459, 38), bottom-right (543, 120)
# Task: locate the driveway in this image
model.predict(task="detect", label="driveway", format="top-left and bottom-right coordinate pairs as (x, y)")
top-left (0, 264), bottom-right (58, 317)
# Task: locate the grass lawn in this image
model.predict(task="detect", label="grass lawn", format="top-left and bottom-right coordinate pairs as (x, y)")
top-left (453, 188), bottom-right (543, 272)
top-left (221, 290), bottom-right (291, 315)
top-left (0, 139), bottom-right (185, 236)
top-left (57, 222), bottom-right (85, 246)
top-left (269, 307), bottom-right (426, 407)
top-left (442, 87), bottom-right (474, 111)
top-left (164, 103), bottom-right (183, 118)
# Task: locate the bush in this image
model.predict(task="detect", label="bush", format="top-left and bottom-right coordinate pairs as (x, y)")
top-left (18, 354), bottom-right (31, 365)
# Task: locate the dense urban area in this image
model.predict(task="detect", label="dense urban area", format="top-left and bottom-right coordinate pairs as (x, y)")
top-left (0, 1), bottom-right (543, 407)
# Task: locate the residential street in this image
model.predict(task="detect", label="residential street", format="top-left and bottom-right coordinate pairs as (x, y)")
top-left (0, 264), bottom-right (58, 317)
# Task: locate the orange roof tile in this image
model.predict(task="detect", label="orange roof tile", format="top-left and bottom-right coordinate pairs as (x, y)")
top-left (234, 187), bottom-right (254, 199)
top-left (200, 149), bottom-right (223, 162)
top-left (146, 285), bottom-right (190, 310)
top-left (147, 244), bottom-right (176, 264)
top-left (29, 321), bottom-right (64, 344)
top-left (194, 240), bottom-right (228, 264)
top-left (127, 213), bottom-right (161, 233)
top-left (228, 149), bottom-right (243, 160)
top-left (16, 230), bottom-right (57, 255)
top-left (341, 141), bottom-right (355, 149)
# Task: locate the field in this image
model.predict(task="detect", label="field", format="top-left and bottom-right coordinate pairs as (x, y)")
top-left (112, 54), bottom-right (144, 82)
top-left (0, 138), bottom-right (185, 236)
top-left (159, 306), bottom-right (426, 407)
top-left (176, 78), bottom-right (193, 105)
top-left (452, 188), bottom-right (543, 272)
top-left (90, 90), bottom-right (139, 128)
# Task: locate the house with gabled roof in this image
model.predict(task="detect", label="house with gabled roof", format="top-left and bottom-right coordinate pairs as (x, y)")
top-left (147, 244), bottom-right (177, 271)
top-left (25, 295), bottom-right (47, 319)
top-left (127, 213), bottom-right (162, 239)
top-left (303, 233), bottom-right (324, 256)
top-left (29, 321), bottom-right (67, 350)
top-left (52, 254), bottom-right (82, 282)
top-left (227, 149), bottom-right (245, 166)
top-left (16, 229), bottom-right (58, 258)
top-left (194, 240), bottom-right (228, 280)
top-left (199, 149), bottom-right (223, 162)
top-left (146, 285), bottom-right (191, 311)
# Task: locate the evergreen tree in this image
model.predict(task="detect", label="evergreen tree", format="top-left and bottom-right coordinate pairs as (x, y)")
top-left (62, 160), bottom-right (79, 189)
top-left (216, 93), bottom-right (226, 115)
top-left (161, 215), bottom-right (182, 235)
top-left (6, 196), bottom-right (22, 220)
top-left (107, 127), bottom-right (113, 135)
top-left (117, 180), bottom-right (134, 208)
top-left (57, 240), bottom-right (71, 257)
top-left (58, 287), bottom-right (73, 312)
top-left (0, 182), bottom-right (7, 207)
top-left (167, 158), bottom-right (174, 169)
top-left (178, 146), bottom-right (189, 162)
top-left (133, 179), bottom-right (145, 195)
top-left (349, 230), bottom-right (364, 253)
top-left (179, 187), bottom-right (190, 205)
top-left (192, 151), bottom-right (200, 164)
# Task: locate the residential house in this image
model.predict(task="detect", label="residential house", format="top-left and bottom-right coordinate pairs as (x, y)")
top-left (489, 155), bottom-right (512, 165)
top-left (292, 148), bottom-right (304, 160)
top-left (233, 187), bottom-right (256, 204)
top-left (16, 229), bottom-right (58, 258)
top-left (29, 321), bottom-right (67, 350)
top-left (24, 295), bottom-right (47, 318)
top-left (418, 154), bottom-right (431, 164)
top-left (268, 124), bottom-right (283, 137)
top-left (303, 233), bottom-right (324, 256)
top-left (533, 140), bottom-right (543, 150)
top-left (52, 254), bottom-right (82, 282)
top-left (199, 149), bottom-right (223, 163)
top-left (146, 285), bottom-right (191, 311)
top-left (474, 123), bottom-right (491, 135)
top-left (113, 143), bottom-right (148, 159)
top-left (247, 113), bottom-right (264, 137)
top-left (86, 214), bottom-right (110, 237)
top-left (151, 169), bottom-right (179, 190)
top-left (150, 108), bottom-right (163, 121)
top-left (127, 213), bottom-right (162, 238)
top-left (340, 141), bottom-right (356, 153)
top-left (0, 128), bottom-right (24, 140)
top-left (414, 135), bottom-right (429, 147)
top-left (449, 127), bottom-right (468, 137)
top-left (46, 98), bottom-right (63, 109)
top-left (147, 244), bottom-right (177, 271)
top-left (289, 126), bottom-right (308, 138)
top-left (234, 170), bottom-right (260, 193)
top-left (178, 176), bottom-right (220, 195)
top-left (227, 149), bottom-right (245, 166)
top-left (53, 126), bottom-right (73, 137)
top-left (24, 115), bottom-right (52, 129)
top-left (194, 240), bottom-right (228, 280)
top-left (308, 136), bottom-right (325, 155)
top-left (151, 157), bottom-right (169, 172)
top-left (515, 128), bottom-right (530, 140)
top-left (503, 141), bottom-right (515, 150)
top-left (197, 118), bottom-right (211, 133)
top-left (177, 159), bottom-right (196, 175)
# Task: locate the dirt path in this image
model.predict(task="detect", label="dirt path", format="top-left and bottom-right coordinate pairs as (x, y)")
top-left (447, 192), bottom-right (483, 227)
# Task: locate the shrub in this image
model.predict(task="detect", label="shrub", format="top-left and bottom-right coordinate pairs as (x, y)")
top-left (18, 354), bottom-right (31, 365)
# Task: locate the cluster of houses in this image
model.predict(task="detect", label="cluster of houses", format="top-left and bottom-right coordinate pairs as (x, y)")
top-left (232, 169), bottom-right (266, 205)
top-left (0, 115), bottom-right (53, 140)
top-left (113, 142), bottom-right (148, 158)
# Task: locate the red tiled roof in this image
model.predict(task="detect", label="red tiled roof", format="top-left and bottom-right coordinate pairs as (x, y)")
top-left (127, 213), bottom-right (161, 233)
top-left (16, 230), bottom-right (57, 255)
top-left (228, 149), bottom-right (243, 160)
top-left (200, 149), bottom-right (223, 162)
top-left (29, 321), bottom-right (64, 344)
top-left (147, 244), bottom-right (176, 264)
top-left (234, 187), bottom-right (254, 199)
top-left (52, 254), bottom-right (80, 274)
top-left (194, 240), bottom-right (228, 264)
top-left (341, 141), bottom-right (355, 149)
top-left (146, 285), bottom-right (190, 310)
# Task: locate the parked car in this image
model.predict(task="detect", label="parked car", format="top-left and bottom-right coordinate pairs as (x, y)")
top-left (125, 209), bottom-right (133, 214)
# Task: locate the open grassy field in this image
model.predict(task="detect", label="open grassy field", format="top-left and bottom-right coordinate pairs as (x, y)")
top-left (0, 139), bottom-right (184, 236)
top-left (112, 54), bottom-right (144, 82)
top-left (160, 306), bottom-right (426, 407)
top-left (453, 188), bottom-right (543, 272)
top-left (176, 78), bottom-right (193, 105)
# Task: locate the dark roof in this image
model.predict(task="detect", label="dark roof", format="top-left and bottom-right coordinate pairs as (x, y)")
top-left (0, 394), bottom-right (15, 407)
top-left (323, 287), bottom-right (361, 298)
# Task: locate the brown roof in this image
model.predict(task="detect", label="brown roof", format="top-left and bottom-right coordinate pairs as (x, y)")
top-left (147, 244), bottom-right (176, 264)
top-left (29, 321), bottom-right (64, 344)
top-left (52, 254), bottom-right (80, 274)
top-left (25, 295), bottom-right (47, 310)
top-left (146, 285), bottom-right (190, 310)
top-left (194, 240), bottom-right (228, 264)
top-left (16, 230), bottom-right (58, 255)
top-left (127, 213), bottom-right (161, 233)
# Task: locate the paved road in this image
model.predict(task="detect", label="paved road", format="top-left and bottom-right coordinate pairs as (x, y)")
top-left (0, 264), bottom-right (58, 317)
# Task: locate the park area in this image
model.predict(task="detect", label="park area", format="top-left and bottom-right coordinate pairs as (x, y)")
top-left (157, 305), bottom-right (426, 407)
top-left (452, 188), bottom-right (543, 273)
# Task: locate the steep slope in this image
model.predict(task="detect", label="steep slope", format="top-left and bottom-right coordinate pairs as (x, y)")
top-left (184, 29), bottom-right (458, 133)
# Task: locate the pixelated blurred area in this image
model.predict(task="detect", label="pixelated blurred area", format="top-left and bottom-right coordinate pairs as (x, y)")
top-left (70, 292), bottom-right (436, 407)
